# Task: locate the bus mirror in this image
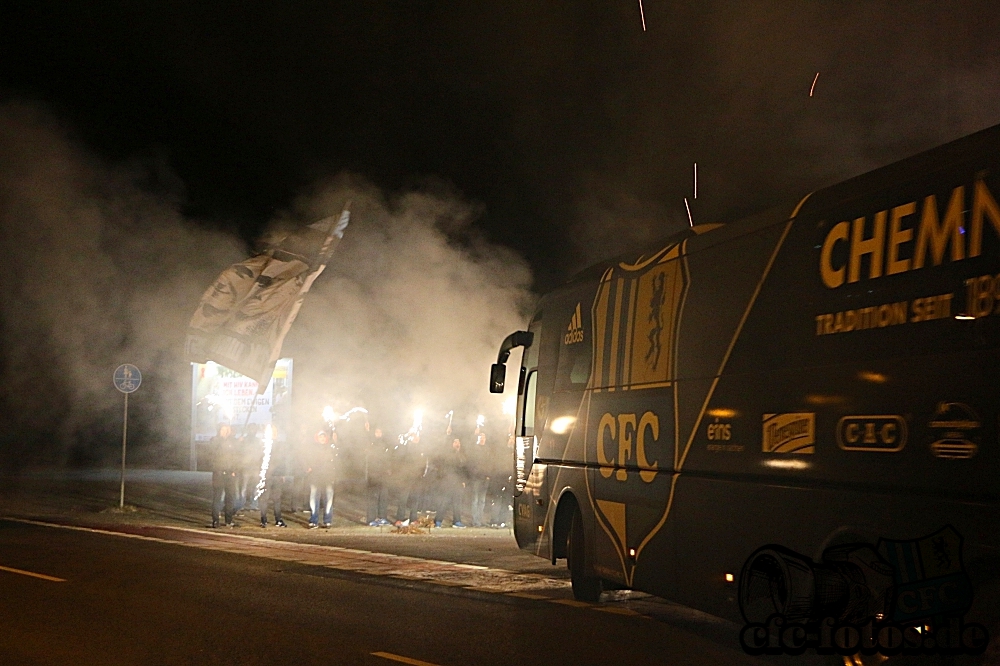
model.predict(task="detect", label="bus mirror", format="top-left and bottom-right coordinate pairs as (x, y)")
top-left (490, 363), bottom-right (506, 393)
top-left (491, 329), bottom-right (532, 393)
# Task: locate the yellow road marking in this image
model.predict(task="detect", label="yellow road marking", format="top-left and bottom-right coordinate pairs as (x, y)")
top-left (371, 651), bottom-right (442, 666)
top-left (549, 598), bottom-right (592, 608)
top-left (0, 564), bottom-right (65, 582)
top-left (593, 606), bottom-right (640, 616)
top-left (505, 592), bottom-right (550, 599)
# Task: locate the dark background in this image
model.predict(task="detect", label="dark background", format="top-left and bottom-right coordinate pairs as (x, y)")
top-left (4, 2), bottom-right (999, 286)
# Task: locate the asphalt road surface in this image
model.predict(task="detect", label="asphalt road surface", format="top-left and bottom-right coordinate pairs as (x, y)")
top-left (0, 518), bottom-right (765, 666)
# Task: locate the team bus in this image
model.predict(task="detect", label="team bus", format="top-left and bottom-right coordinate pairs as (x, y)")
top-left (490, 124), bottom-right (1000, 659)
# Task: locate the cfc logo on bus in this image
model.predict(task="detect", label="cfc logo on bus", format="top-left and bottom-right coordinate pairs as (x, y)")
top-left (596, 412), bottom-right (660, 483)
top-left (818, 179), bottom-right (1000, 289)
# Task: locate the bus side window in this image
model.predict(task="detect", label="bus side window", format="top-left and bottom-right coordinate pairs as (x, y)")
top-left (522, 369), bottom-right (537, 437)
top-left (555, 344), bottom-right (591, 391)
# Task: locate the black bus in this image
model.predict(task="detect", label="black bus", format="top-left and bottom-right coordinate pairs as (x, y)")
top-left (491, 123), bottom-right (1000, 660)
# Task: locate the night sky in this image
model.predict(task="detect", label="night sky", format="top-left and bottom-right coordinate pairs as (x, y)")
top-left (5, 2), bottom-right (999, 288)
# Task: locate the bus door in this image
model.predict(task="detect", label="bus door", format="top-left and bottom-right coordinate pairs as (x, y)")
top-left (513, 318), bottom-right (545, 549)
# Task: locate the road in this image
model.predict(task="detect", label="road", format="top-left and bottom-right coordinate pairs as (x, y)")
top-left (0, 518), bottom-right (765, 666)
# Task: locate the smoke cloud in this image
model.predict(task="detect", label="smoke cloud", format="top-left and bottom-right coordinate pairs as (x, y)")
top-left (278, 175), bottom-right (534, 432)
top-left (0, 102), bottom-right (533, 469)
top-left (0, 102), bottom-right (243, 468)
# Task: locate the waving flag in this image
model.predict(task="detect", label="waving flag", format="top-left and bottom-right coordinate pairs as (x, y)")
top-left (186, 208), bottom-right (349, 389)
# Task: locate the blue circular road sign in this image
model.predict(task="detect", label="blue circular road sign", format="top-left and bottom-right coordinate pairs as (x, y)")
top-left (113, 364), bottom-right (142, 393)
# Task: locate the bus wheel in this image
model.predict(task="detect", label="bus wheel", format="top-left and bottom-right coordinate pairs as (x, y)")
top-left (568, 506), bottom-right (602, 602)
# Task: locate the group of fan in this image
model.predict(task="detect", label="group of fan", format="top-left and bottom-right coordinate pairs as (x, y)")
top-left (207, 414), bottom-right (514, 530)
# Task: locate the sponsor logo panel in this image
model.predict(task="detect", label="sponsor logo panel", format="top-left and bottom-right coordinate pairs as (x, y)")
top-left (836, 415), bottom-right (907, 452)
top-left (762, 412), bottom-right (815, 454)
top-left (928, 402), bottom-right (980, 459)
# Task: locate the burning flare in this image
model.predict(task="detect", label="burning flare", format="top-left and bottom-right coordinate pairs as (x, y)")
top-left (323, 405), bottom-right (368, 424)
top-left (399, 409), bottom-right (424, 445)
top-left (253, 424), bottom-right (274, 501)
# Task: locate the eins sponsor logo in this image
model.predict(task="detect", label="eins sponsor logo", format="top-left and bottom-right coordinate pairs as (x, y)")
top-left (762, 413), bottom-right (815, 454)
top-left (564, 303), bottom-right (584, 345)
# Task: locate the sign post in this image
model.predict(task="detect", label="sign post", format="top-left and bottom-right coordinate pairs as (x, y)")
top-left (113, 364), bottom-right (142, 509)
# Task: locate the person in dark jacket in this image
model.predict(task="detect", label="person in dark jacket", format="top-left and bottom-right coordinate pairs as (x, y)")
top-left (209, 424), bottom-right (239, 527)
top-left (435, 437), bottom-right (468, 528)
top-left (487, 431), bottom-right (515, 528)
top-left (237, 423), bottom-right (263, 512)
top-left (389, 432), bottom-right (423, 525)
top-left (259, 429), bottom-right (288, 528)
top-left (467, 421), bottom-right (491, 527)
top-left (366, 427), bottom-right (391, 526)
top-left (308, 430), bottom-right (337, 528)
top-left (289, 423), bottom-right (310, 513)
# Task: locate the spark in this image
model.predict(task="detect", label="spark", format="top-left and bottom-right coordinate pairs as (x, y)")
top-left (809, 72), bottom-right (819, 97)
top-left (476, 414), bottom-right (486, 428)
top-left (684, 197), bottom-right (693, 227)
top-left (638, 0), bottom-right (646, 31)
top-left (253, 424), bottom-right (273, 501)
top-left (322, 405), bottom-right (336, 423)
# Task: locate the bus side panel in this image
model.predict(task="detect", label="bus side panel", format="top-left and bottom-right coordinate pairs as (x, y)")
top-left (662, 152), bottom-right (1000, 622)
top-left (666, 475), bottom-right (1000, 624)
top-left (683, 349), bottom-right (1000, 496)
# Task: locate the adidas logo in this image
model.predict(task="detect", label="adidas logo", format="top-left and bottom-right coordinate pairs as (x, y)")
top-left (564, 303), bottom-right (584, 345)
